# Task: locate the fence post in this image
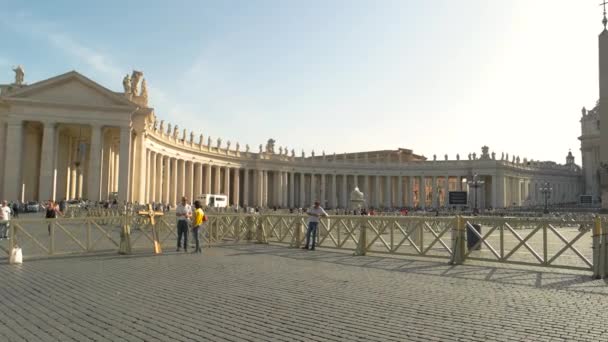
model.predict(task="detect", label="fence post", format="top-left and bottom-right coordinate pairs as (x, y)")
top-left (354, 217), bottom-right (367, 256)
top-left (246, 216), bottom-right (254, 241)
top-left (593, 216), bottom-right (602, 279)
top-left (118, 213), bottom-right (132, 255)
top-left (256, 215), bottom-right (268, 244)
top-left (290, 220), bottom-right (303, 248)
top-left (450, 216), bottom-right (465, 265)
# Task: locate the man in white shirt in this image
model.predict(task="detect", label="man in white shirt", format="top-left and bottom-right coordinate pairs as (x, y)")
top-left (0, 200), bottom-right (12, 239)
top-left (302, 201), bottom-right (329, 251)
top-left (175, 196), bottom-right (192, 252)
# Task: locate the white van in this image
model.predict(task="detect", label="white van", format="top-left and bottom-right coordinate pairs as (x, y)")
top-left (196, 194), bottom-right (228, 208)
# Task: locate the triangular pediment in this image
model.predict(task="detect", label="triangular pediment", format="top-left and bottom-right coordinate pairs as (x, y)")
top-left (3, 71), bottom-right (137, 109)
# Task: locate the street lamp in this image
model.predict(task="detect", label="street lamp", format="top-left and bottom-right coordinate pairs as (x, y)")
top-left (539, 182), bottom-right (552, 214)
top-left (467, 174), bottom-right (485, 215)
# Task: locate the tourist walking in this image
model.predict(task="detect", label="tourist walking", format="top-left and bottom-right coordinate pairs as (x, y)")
top-left (302, 201), bottom-right (328, 251)
top-left (0, 200), bottom-right (12, 239)
top-left (45, 200), bottom-right (62, 235)
top-left (11, 201), bottom-right (19, 218)
top-left (176, 196), bottom-right (192, 252)
top-left (191, 200), bottom-right (206, 253)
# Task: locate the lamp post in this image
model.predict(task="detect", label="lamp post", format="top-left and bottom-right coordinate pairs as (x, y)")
top-left (467, 174), bottom-right (485, 215)
top-left (539, 182), bottom-right (552, 214)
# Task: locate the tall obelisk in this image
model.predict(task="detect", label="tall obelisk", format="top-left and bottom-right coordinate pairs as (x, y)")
top-left (600, 3), bottom-right (608, 209)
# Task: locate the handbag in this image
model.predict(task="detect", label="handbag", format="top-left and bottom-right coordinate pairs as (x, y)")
top-left (10, 247), bottom-right (22, 264)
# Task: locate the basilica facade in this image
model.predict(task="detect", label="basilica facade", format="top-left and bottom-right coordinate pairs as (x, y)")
top-left (0, 69), bottom-right (582, 209)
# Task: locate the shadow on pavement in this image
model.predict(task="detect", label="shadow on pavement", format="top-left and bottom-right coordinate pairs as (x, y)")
top-left (220, 243), bottom-right (608, 295)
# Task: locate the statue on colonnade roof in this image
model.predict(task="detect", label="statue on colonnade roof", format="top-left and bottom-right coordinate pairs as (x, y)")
top-left (122, 74), bottom-right (131, 94)
top-left (13, 65), bottom-right (25, 85)
top-left (266, 139), bottom-right (276, 154)
top-left (131, 70), bottom-right (143, 95)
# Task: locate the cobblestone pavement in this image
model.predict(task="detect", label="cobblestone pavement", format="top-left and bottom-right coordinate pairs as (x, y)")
top-left (1, 244), bottom-right (608, 342)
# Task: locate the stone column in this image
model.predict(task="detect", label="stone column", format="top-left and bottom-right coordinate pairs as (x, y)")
top-left (223, 167), bottom-right (230, 197)
top-left (156, 153), bottom-right (163, 202)
top-left (169, 158), bottom-right (176, 206)
top-left (113, 148), bottom-right (119, 193)
top-left (144, 150), bottom-right (151, 203)
top-left (65, 137), bottom-right (73, 200)
top-left (283, 172), bottom-right (289, 207)
top-left (341, 175), bottom-right (348, 208)
top-left (233, 168), bottom-right (240, 206)
top-left (194, 163), bottom-right (202, 199)
top-left (431, 176), bottom-right (437, 208)
top-left (331, 173), bottom-right (337, 208)
top-left (3, 119), bottom-right (23, 201)
top-left (289, 172), bottom-right (295, 208)
top-left (253, 169), bottom-right (260, 206)
top-left (72, 139), bottom-right (80, 200)
top-left (133, 130), bottom-right (146, 204)
top-left (262, 170), bottom-right (268, 207)
top-left (397, 176), bottom-right (403, 207)
top-left (39, 121), bottom-right (57, 201)
top-left (320, 173), bottom-right (326, 207)
top-left (213, 165), bottom-right (220, 194)
top-left (177, 160), bottom-right (185, 199)
top-left (310, 173), bottom-right (316, 204)
top-left (117, 126), bottom-right (131, 203)
top-left (243, 168), bottom-right (250, 206)
top-left (163, 156), bottom-right (170, 204)
top-left (408, 176), bottom-right (414, 207)
top-left (374, 175), bottom-right (381, 208)
top-left (150, 152), bottom-right (157, 202)
top-left (204, 164), bottom-right (211, 194)
top-left (185, 161), bottom-right (193, 201)
top-left (299, 173), bottom-right (305, 207)
top-left (384, 176), bottom-right (391, 208)
top-left (457, 176), bottom-right (463, 191)
top-left (420, 176), bottom-right (426, 209)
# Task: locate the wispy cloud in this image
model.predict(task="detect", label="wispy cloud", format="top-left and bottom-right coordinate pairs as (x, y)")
top-left (46, 33), bottom-right (122, 79)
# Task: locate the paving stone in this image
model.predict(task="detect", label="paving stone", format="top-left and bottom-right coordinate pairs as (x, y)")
top-left (1, 243), bottom-right (608, 341)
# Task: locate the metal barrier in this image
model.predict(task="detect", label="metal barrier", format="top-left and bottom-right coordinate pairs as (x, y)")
top-left (0, 213), bottom-right (605, 275)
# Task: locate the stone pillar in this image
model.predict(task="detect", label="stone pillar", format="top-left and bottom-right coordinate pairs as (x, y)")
top-left (3, 119), bottom-right (23, 201)
top-left (252, 169), bottom-right (258, 206)
top-left (150, 152), bottom-right (157, 202)
top-left (204, 164), bottom-right (211, 194)
top-left (243, 168), bottom-right (250, 206)
top-left (233, 168), bottom-right (240, 206)
top-left (194, 163), bottom-right (202, 200)
top-left (331, 173), bottom-right (337, 208)
top-left (310, 173), bottom-right (316, 204)
top-left (39, 121), bottom-right (57, 201)
top-left (185, 161), bottom-right (193, 201)
top-left (374, 175), bottom-right (381, 208)
top-left (171, 158), bottom-right (178, 206)
top-left (163, 156), bottom-right (170, 204)
top-left (177, 160), bottom-right (185, 199)
top-left (133, 130), bottom-right (146, 204)
top-left (144, 150), bottom-right (151, 202)
top-left (420, 176), bottom-right (426, 209)
top-left (156, 153), bottom-right (163, 202)
top-left (320, 173), bottom-right (326, 207)
top-left (384, 176), bottom-right (391, 208)
top-left (397, 176), bottom-right (403, 207)
top-left (431, 176), bottom-right (438, 208)
top-left (117, 126), bottom-right (131, 203)
top-left (407, 176), bottom-right (414, 207)
top-left (71, 139), bottom-right (79, 200)
top-left (113, 149), bottom-right (119, 193)
top-left (299, 173), bottom-right (305, 207)
top-left (223, 167), bottom-right (230, 197)
top-left (289, 172), bottom-right (295, 208)
top-left (457, 176), bottom-right (463, 191)
top-left (213, 165), bottom-right (220, 194)
top-left (65, 137), bottom-right (73, 200)
top-left (342, 175), bottom-right (348, 208)
top-left (262, 170), bottom-right (268, 207)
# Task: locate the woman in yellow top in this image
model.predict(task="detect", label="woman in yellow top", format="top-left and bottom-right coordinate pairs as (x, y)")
top-left (192, 200), bottom-right (205, 253)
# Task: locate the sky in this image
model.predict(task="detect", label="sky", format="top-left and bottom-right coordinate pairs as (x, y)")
top-left (0, 0), bottom-right (603, 164)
